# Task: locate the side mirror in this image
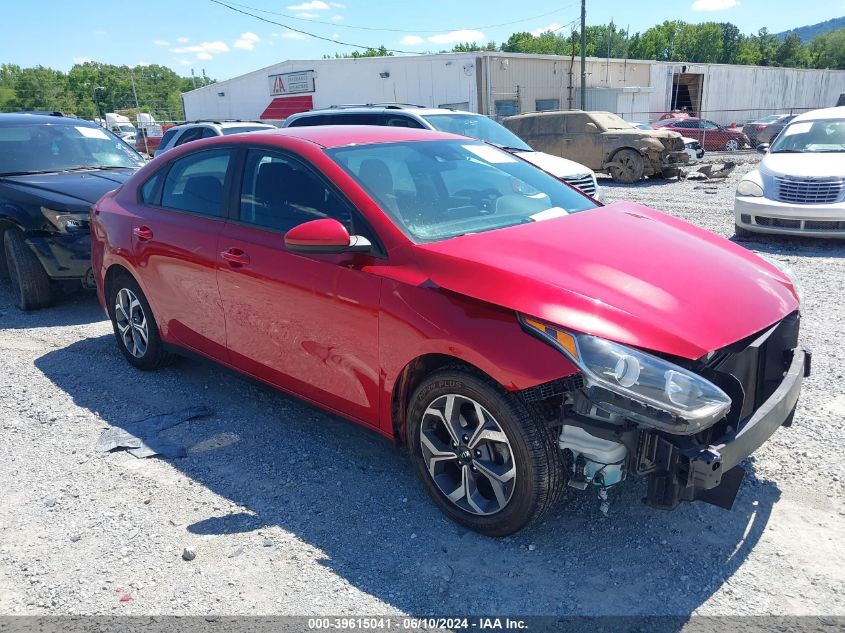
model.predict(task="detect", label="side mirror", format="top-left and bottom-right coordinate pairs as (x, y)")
top-left (284, 218), bottom-right (372, 254)
top-left (756, 143), bottom-right (770, 154)
top-left (584, 122), bottom-right (599, 134)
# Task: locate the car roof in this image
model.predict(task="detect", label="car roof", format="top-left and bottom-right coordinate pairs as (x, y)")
top-left (171, 120), bottom-right (275, 130)
top-left (241, 125), bottom-right (462, 148)
top-left (292, 106), bottom-right (477, 118)
top-left (0, 113), bottom-right (99, 127)
top-left (793, 106), bottom-right (845, 122)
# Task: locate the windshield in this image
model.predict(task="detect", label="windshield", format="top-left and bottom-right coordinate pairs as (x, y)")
top-left (422, 114), bottom-right (532, 151)
top-left (222, 125), bottom-right (274, 135)
top-left (769, 119), bottom-right (845, 153)
top-left (0, 123), bottom-right (145, 175)
top-left (327, 140), bottom-right (597, 243)
top-left (117, 124), bottom-right (135, 134)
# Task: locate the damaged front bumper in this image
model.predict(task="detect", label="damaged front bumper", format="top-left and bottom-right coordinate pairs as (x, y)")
top-left (545, 312), bottom-right (809, 512)
top-left (639, 347), bottom-right (809, 510)
top-left (25, 231), bottom-right (95, 288)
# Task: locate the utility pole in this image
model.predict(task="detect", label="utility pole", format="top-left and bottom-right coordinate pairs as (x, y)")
top-left (580, 0), bottom-right (586, 110)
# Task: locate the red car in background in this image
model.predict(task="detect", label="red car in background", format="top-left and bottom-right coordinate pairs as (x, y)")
top-left (90, 126), bottom-right (807, 535)
top-left (654, 117), bottom-right (749, 151)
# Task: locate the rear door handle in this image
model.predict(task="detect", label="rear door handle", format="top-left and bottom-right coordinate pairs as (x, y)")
top-left (221, 248), bottom-right (250, 266)
top-left (133, 226), bottom-right (153, 241)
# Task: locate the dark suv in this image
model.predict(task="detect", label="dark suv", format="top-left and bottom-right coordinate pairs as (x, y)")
top-left (0, 113), bottom-right (145, 309)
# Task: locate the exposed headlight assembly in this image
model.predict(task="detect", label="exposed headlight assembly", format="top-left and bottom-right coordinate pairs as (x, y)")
top-left (41, 207), bottom-right (90, 233)
top-left (520, 315), bottom-right (731, 434)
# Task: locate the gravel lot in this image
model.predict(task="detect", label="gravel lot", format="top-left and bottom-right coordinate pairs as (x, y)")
top-left (0, 151), bottom-right (843, 618)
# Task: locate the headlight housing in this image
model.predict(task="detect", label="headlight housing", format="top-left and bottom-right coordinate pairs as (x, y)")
top-left (736, 178), bottom-right (764, 197)
top-left (760, 254), bottom-right (803, 304)
top-left (41, 207), bottom-right (90, 233)
top-left (520, 316), bottom-right (731, 434)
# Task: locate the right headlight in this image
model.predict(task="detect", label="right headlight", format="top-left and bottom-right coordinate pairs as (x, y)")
top-left (737, 179), bottom-right (764, 197)
top-left (520, 316), bottom-right (731, 434)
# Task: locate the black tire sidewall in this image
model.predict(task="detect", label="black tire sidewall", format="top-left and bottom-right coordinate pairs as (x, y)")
top-left (3, 229), bottom-right (52, 311)
top-left (407, 370), bottom-right (550, 536)
top-left (108, 274), bottom-right (166, 370)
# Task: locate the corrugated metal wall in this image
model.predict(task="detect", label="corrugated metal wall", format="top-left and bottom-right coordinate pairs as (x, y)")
top-left (182, 52), bottom-right (845, 126)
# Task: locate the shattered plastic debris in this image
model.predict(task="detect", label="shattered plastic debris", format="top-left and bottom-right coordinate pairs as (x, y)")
top-left (95, 406), bottom-right (213, 459)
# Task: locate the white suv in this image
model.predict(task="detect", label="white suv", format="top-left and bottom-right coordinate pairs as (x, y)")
top-left (155, 120), bottom-right (276, 157)
top-left (283, 105), bottom-right (601, 199)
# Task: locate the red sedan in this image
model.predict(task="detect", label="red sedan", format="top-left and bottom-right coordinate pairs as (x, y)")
top-left (654, 117), bottom-right (749, 151)
top-left (91, 126), bottom-right (807, 535)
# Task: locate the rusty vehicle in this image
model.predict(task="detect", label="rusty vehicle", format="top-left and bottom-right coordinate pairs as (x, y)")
top-left (503, 110), bottom-right (689, 183)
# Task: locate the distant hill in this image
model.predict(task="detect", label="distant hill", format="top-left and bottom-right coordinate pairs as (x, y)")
top-left (777, 17), bottom-right (845, 41)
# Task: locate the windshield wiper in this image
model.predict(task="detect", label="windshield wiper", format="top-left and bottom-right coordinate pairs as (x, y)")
top-left (0, 169), bottom-right (62, 177)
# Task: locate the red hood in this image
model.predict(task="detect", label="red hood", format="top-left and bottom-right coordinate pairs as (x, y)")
top-left (412, 202), bottom-right (799, 359)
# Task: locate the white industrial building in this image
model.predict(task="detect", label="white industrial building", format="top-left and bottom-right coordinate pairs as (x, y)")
top-left (182, 52), bottom-right (845, 126)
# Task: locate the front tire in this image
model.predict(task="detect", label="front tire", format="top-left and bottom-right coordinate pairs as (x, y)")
top-left (724, 139), bottom-right (741, 151)
top-left (4, 228), bottom-right (52, 311)
top-left (108, 273), bottom-right (175, 370)
top-left (734, 223), bottom-right (755, 238)
top-left (407, 368), bottom-right (564, 536)
top-left (608, 149), bottom-right (645, 183)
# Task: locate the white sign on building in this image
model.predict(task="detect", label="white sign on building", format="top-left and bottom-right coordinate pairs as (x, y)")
top-left (269, 70), bottom-right (315, 96)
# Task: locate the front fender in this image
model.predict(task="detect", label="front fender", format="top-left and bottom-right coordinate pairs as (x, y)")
top-left (378, 279), bottom-right (578, 436)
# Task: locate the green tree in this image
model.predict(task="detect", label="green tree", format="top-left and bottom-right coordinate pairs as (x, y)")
top-left (809, 29), bottom-right (845, 69)
top-left (774, 33), bottom-right (809, 67)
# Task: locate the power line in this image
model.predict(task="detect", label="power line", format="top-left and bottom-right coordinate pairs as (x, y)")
top-left (220, 0), bottom-right (581, 34)
top-left (208, 0), bottom-right (422, 54)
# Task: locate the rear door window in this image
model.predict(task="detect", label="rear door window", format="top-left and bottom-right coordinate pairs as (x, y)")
top-left (159, 149), bottom-right (232, 217)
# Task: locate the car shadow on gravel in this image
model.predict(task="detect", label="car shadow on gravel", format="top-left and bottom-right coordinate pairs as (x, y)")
top-left (731, 235), bottom-right (845, 258)
top-left (0, 284), bottom-right (104, 329)
top-left (35, 335), bottom-right (781, 617)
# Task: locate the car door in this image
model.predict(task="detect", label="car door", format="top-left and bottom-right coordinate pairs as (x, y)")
top-left (217, 146), bottom-right (382, 426)
top-left (130, 147), bottom-right (233, 361)
top-left (564, 113), bottom-right (603, 169)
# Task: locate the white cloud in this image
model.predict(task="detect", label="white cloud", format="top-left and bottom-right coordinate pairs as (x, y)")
top-left (138, 61), bottom-right (151, 66)
top-left (178, 59), bottom-right (191, 66)
top-left (177, 36), bottom-right (190, 43)
top-left (400, 35), bottom-right (424, 46)
top-left (330, 14), bottom-right (343, 21)
top-left (531, 23), bottom-right (563, 36)
top-left (94, 30), bottom-right (107, 36)
top-left (691, 0), bottom-right (738, 10)
top-left (234, 32), bottom-right (260, 50)
top-left (427, 29), bottom-right (486, 45)
top-left (329, 2), bottom-right (345, 7)
top-left (73, 56), bottom-right (93, 64)
top-left (170, 41), bottom-right (230, 61)
top-left (295, 12), bottom-right (319, 18)
top-left (288, 0), bottom-right (329, 9)
top-left (276, 31), bottom-right (307, 40)
top-left (153, 39), bottom-right (170, 47)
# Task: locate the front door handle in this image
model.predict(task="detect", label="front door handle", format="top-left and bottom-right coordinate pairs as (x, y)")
top-left (221, 248), bottom-right (250, 266)
top-left (133, 226), bottom-right (153, 241)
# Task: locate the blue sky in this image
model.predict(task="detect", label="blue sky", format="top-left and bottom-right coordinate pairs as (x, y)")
top-left (3, 0), bottom-right (841, 80)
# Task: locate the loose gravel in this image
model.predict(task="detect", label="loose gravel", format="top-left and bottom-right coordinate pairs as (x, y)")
top-left (0, 152), bottom-right (843, 617)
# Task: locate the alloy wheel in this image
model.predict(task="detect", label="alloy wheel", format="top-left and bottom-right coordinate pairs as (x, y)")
top-left (114, 287), bottom-right (149, 358)
top-left (419, 393), bottom-right (516, 516)
top-left (725, 139), bottom-right (740, 151)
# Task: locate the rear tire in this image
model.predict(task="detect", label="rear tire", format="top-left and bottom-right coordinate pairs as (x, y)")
top-left (407, 368), bottom-right (564, 536)
top-left (608, 149), bottom-right (645, 183)
top-left (4, 228), bottom-right (52, 311)
top-left (108, 273), bottom-right (175, 370)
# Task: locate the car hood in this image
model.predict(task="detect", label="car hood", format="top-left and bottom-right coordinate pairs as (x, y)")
top-left (0, 169), bottom-right (136, 207)
top-left (514, 151), bottom-right (594, 179)
top-left (412, 202), bottom-right (799, 359)
top-left (761, 153), bottom-right (845, 179)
